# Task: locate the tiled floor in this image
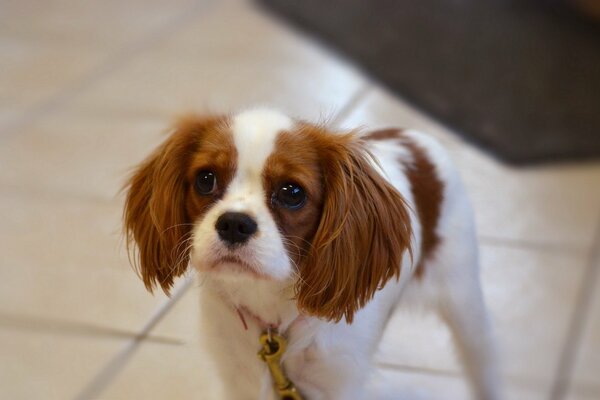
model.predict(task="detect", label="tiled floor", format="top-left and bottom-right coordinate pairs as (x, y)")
top-left (1, 1), bottom-right (599, 399)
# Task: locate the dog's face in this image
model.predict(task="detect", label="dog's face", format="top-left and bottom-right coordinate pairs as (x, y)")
top-left (124, 109), bottom-right (411, 322)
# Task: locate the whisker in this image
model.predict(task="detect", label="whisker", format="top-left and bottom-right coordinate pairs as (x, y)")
top-left (160, 223), bottom-right (195, 235)
top-left (280, 237), bottom-right (307, 259)
top-left (173, 240), bottom-right (195, 271)
top-left (159, 234), bottom-right (194, 287)
top-left (174, 244), bottom-right (194, 273)
top-left (172, 233), bottom-right (193, 257)
top-left (284, 235), bottom-right (315, 251)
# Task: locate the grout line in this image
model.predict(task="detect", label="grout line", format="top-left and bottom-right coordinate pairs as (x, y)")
top-left (549, 215), bottom-right (600, 400)
top-left (330, 84), bottom-right (372, 128)
top-left (72, 276), bottom-right (193, 400)
top-left (376, 361), bottom-right (460, 378)
top-left (376, 361), bottom-right (548, 390)
top-left (0, 0), bottom-right (217, 139)
top-left (0, 313), bottom-right (184, 345)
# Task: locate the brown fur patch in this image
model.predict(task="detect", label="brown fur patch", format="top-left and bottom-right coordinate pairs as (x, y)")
top-left (123, 115), bottom-right (235, 294)
top-left (365, 128), bottom-right (444, 278)
top-left (267, 124), bottom-right (412, 323)
top-left (262, 129), bottom-right (324, 265)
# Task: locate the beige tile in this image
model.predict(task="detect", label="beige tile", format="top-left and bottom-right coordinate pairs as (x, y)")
top-left (0, 205), bottom-right (191, 400)
top-left (97, 287), bottom-right (218, 399)
top-left (0, 35), bottom-right (106, 118)
top-left (376, 310), bottom-right (458, 371)
top-left (567, 386), bottom-right (600, 400)
top-left (481, 245), bottom-right (586, 381)
top-left (0, 329), bottom-right (126, 400)
top-left (0, 191), bottom-right (123, 271)
top-left (568, 256), bottom-right (600, 394)
top-left (456, 145), bottom-right (600, 251)
top-left (376, 243), bottom-right (588, 386)
top-left (70, 0), bottom-right (367, 121)
top-left (372, 367), bottom-right (545, 400)
top-left (0, 112), bottom-right (169, 199)
top-left (0, 261), bottom-right (170, 338)
top-left (100, 341), bottom-right (216, 400)
top-left (0, 0), bottom-right (204, 50)
top-left (371, 368), bottom-right (471, 400)
top-left (341, 87), bottom-right (600, 249)
top-left (0, 0), bottom-right (214, 131)
top-left (144, 282), bottom-right (201, 339)
top-left (0, 191), bottom-right (175, 333)
top-left (0, 106), bottom-right (19, 130)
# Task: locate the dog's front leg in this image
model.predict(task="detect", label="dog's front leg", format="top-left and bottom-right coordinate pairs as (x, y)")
top-left (197, 288), bottom-right (269, 400)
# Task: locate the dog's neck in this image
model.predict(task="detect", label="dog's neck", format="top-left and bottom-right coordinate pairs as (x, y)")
top-left (203, 271), bottom-right (299, 332)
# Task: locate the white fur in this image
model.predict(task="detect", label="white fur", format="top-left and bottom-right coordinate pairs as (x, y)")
top-left (188, 109), bottom-right (501, 399)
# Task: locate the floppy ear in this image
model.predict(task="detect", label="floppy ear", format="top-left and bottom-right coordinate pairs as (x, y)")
top-left (295, 134), bottom-right (412, 323)
top-left (123, 117), bottom-right (217, 294)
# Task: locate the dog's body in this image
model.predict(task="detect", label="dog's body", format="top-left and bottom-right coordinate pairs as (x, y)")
top-left (124, 108), bottom-right (500, 399)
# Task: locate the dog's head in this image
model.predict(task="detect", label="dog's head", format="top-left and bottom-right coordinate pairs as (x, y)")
top-left (124, 109), bottom-right (411, 322)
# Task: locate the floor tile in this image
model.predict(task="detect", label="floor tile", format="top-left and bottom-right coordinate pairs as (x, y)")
top-left (567, 252), bottom-right (600, 398)
top-left (0, 112), bottom-right (169, 199)
top-left (0, 329), bottom-right (127, 400)
top-left (69, 0), bottom-right (367, 121)
top-left (0, 0), bottom-right (204, 50)
top-left (372, 367), bottom-right (545, 400)
top-left (376, 243), bottom-right (588, 387)
top-left (455, 144), bottom-right (600, 251)
top-left (479, 244), bottom-right (587, 382)
top-left (93, 286), bottom-right (217, 399)
top-left (341, 87), bottom-right (600, 249)
top-left (0, 262), bottom-right (169, 340)
top-left (99, 341), bottom-right (215, 400)
top-left (0, 106), bottom-right (19, 130)
top-left (0, 0), bottom-right (214, 133)
top-left (566, 388), bottom-right (600, 400)
top-left (145, 281), bottom-right (201, 339)
top-left (0, 36), bottom-right (106, 121)
top-left (0, 191), bottom-right (172, 333)
top-left (0, 191), bottom-right (123, 271)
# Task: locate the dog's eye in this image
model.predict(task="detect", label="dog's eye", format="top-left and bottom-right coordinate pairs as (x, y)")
top-left (273, 183), bottom-right (306, 210)
top-left (195, 170), bottom-right (217, 195)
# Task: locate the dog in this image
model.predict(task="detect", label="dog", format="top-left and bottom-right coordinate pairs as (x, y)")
top-left (123, 108), bottom-right (501, 399)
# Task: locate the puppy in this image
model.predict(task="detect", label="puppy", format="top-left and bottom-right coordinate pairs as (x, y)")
top-left (123, 108), bottom-right (501, 399)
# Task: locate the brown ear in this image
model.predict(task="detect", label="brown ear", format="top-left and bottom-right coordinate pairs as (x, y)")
top-left (295, 134), bottom-right (412, 323)
top-left (123, 117), bottom-right (216, 294)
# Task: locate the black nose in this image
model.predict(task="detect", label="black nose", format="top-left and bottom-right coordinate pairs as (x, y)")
top-left (215, 212), bottom-right (258, 245)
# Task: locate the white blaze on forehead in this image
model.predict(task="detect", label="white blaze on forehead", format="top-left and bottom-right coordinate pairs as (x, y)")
top-left (231, 108), bottom-right (292, 176)
top-left (225, 108), bottom-right (293, 212)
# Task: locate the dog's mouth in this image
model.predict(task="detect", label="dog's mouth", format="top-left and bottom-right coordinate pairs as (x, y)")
top-left (209, 255), bottom-right (268, 279)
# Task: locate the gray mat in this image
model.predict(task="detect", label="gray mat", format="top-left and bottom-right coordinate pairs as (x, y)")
top-left (259, 0), bottom-right (600, 164)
